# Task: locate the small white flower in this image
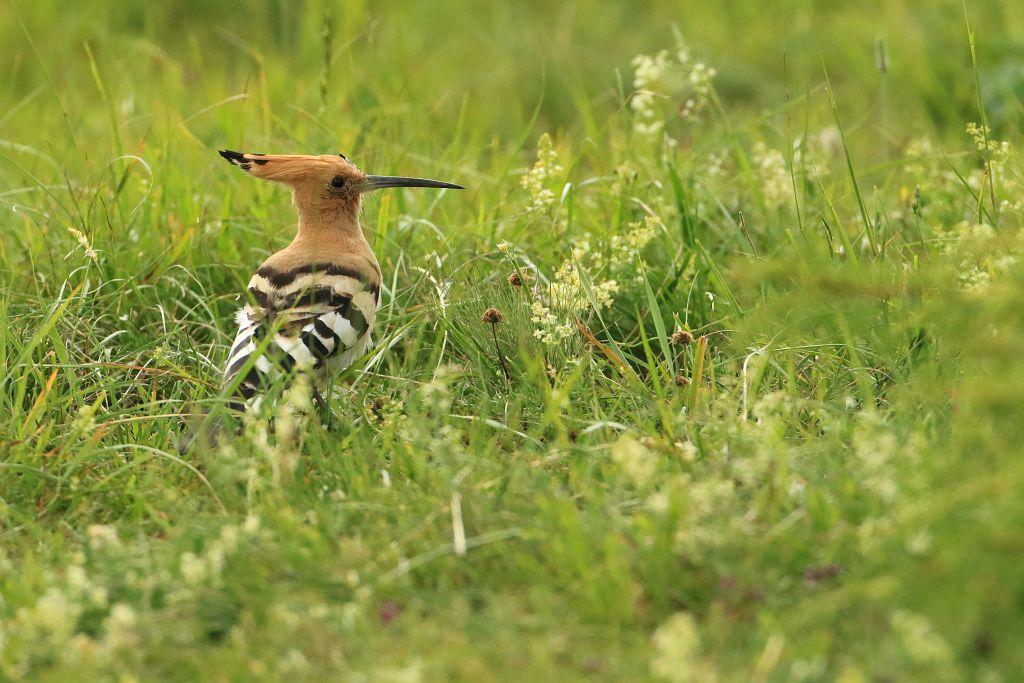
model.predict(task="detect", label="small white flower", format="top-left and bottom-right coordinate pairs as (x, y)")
top-left (87, 524), bottom-right (120, 549)
top-left (104, 603), bottom-right (138, 649)
top-left (521, 133), bottom-right (564, 213)
top-left (966, 121), bottom-right (1012, 161)
top-left (891, 610), bottom-right (953, 665)
top-left (650, 612), bottom-right (703, 682)
top-left (611, 435), bottom-right (657, 487)
top-left (180, 552), bottom-right (207, 586)
top-left (243, 515), bottom-right (261, 534)
top-left (677, 441), bottom-right (698, 462)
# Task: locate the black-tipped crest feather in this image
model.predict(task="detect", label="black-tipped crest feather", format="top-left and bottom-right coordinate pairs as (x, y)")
top-left (219, 149), bottom-right (269, 171)
top-left (219, 149), bottom-right (251, 171)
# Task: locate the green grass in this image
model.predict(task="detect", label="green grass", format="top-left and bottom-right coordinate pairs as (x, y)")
top-left (2, 0), bottom-right (1023, 680)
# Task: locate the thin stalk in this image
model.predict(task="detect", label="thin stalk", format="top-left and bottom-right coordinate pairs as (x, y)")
top-left (490, 323), bottom-right (511, 385)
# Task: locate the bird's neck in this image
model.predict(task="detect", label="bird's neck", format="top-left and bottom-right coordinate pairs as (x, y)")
top-left (256, 194), bottom-right (380, 284)
top-left (267, 197), bottom-right (376, 279)
top-left (293, 197), bottom-right (368, 249)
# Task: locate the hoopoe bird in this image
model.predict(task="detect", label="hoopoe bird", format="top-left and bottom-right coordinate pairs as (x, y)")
top-left (217, 150), bottom-right (463, 411)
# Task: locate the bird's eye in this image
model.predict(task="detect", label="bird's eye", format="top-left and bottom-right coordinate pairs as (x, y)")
top-left (330, 175), bottom-right (345, 188)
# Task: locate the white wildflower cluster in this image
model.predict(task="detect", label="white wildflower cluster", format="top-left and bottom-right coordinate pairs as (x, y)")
top-left (943, 221), bottom-right (996, 253)
top-left (521, 133), bottom-right (564, 213)
top-left (853, 411), bottom-right (925, 505)
top-left (999, 193), bottom-right (1024, 215)
top-left (4, 517), bottom-right (264, 677)
top-left (959, 260), bottom-right (992, 292)
top-left (703, 150), bottom-right (727, 181)
top-left (681, 62), bottom-right (717, 121)
top-left (964, 123), bottom-right (1024, 215)
top-left (394, 365), bottom-right (469, 456)
top-left (631, 50), bottom-right (674, 137)
top-left (631, 38), bottom-right (717, 138)
top-left (684, 476), bottom-right (736, 522)
top-left (72, 394), bottom-right (105, 436)
top-left (752, 142), bottom-right (791, 208)
top-left (790, 659), bottom-right (828, 681)
top-left (175, 517), bottom-right (260, 591)
top-left (528, 250), bottom-right (615, 348)
top-left (904, 136), bottom-right (938, 176)
top-left (527, 218), bottom-right (660, 347)
top-left (815, 125), bottom-right (843, 158)
top-left (5, 561), bottom-right (141, 673)
top-left (14, 587), bottom-right (82, 654)
top-left (853, 412), bottom-right (901, 503)
top-left (890, 610), bottom-right (953, 667)
top-left (667, 472), bottom-right (740, 559)
top-left (611, 435), bottom-right (657, 487)
top-left (959, 250), bottom-right (1021, 293)
top-left (614, 161), bottom-right (640, 188)
top-left (752, 137), bottom-right (827, 209)
top-left (531, 263), bottom-right (617, 346)
top-left (857, 515), bottom-right (896, 555)
top-left (549, 259), bottom-right (618, 310)
top-left (751, 391), bottom-right (798, 425)
top-left (371, 658), bottom-right (424, 683)
top-left (530, 300), bottom-right (575, 346)
top-left (101, 603), bottom-right (139, 651)
top-left (901, 136), bottom-right (962, 209)
top-left (272, 370), bottom-right (314, 479)
top-left (935, 221), bottom-right (1021, 292)
top-left (238, 372), bottom-right (314, 486)
top-left (650, 611), bottom-right (714, 682)
top-left (966, 122), bottom-right (1012, 163)
top-left (418, 364), bottom-right (463, 415)
top-left (677, 440), bottom-right (699, 462)
top-left (609, 215), bottom-right (659, 276)
top-left (905, 528), bottom-right (933, 556)
top-left (87, 524), bottom-right (121, 550)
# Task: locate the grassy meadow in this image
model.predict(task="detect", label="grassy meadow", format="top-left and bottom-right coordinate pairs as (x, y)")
top-left (2, 0), bottom-right (1024, 679)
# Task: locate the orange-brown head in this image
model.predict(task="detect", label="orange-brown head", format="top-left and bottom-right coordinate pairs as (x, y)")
top-left (218, 150), bottom-right (463, 220)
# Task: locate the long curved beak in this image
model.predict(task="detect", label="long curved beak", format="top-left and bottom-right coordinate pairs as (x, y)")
top-left (360, 175), bottom-right (465, 192)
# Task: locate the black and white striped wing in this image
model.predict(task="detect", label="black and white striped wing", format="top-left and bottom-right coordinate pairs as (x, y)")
top-left (222, 267), bottom-right (378, 405)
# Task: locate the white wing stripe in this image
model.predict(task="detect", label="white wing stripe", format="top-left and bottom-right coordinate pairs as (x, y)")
top-left (225, 341), bottom-right (256, 375)
top-left (321, 311), bottom-right (359, 347)
top-left (274, 335), bottom-right (316, 368)
top-left (304, 322), bottom-right (337, 352)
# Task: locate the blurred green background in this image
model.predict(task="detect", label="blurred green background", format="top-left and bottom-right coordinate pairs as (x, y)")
top-left (3, 0), bottom-right (1023, 158)
top-left (2, 1), bottom-right (1023, 681)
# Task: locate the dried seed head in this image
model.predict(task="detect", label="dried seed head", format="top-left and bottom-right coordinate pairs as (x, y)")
top-left (482, 307), bottom-right (505, 325)
top-left (803, 563), bottom-right (843, 583)
top-left (671, 329), bottom-right (694, 346)
top-left (369, 397), bottom-right (387, 418)
top-left (508, 271), bottom-right (529, 287)
top-left (378, 600), bottom-right (402, 624)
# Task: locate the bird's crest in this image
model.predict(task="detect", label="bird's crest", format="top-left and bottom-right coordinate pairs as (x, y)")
top-left (218, 149), bottom-right (349, 184)
top-left (218, 149), bottom-right (267, 171)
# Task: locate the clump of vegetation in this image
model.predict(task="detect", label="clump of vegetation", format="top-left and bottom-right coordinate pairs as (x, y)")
top-left (0, 1), bottom-right (1022, 680)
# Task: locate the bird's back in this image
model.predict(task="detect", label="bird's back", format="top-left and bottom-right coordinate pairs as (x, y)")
top-left (223, 248), bottom-right (381, 409)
